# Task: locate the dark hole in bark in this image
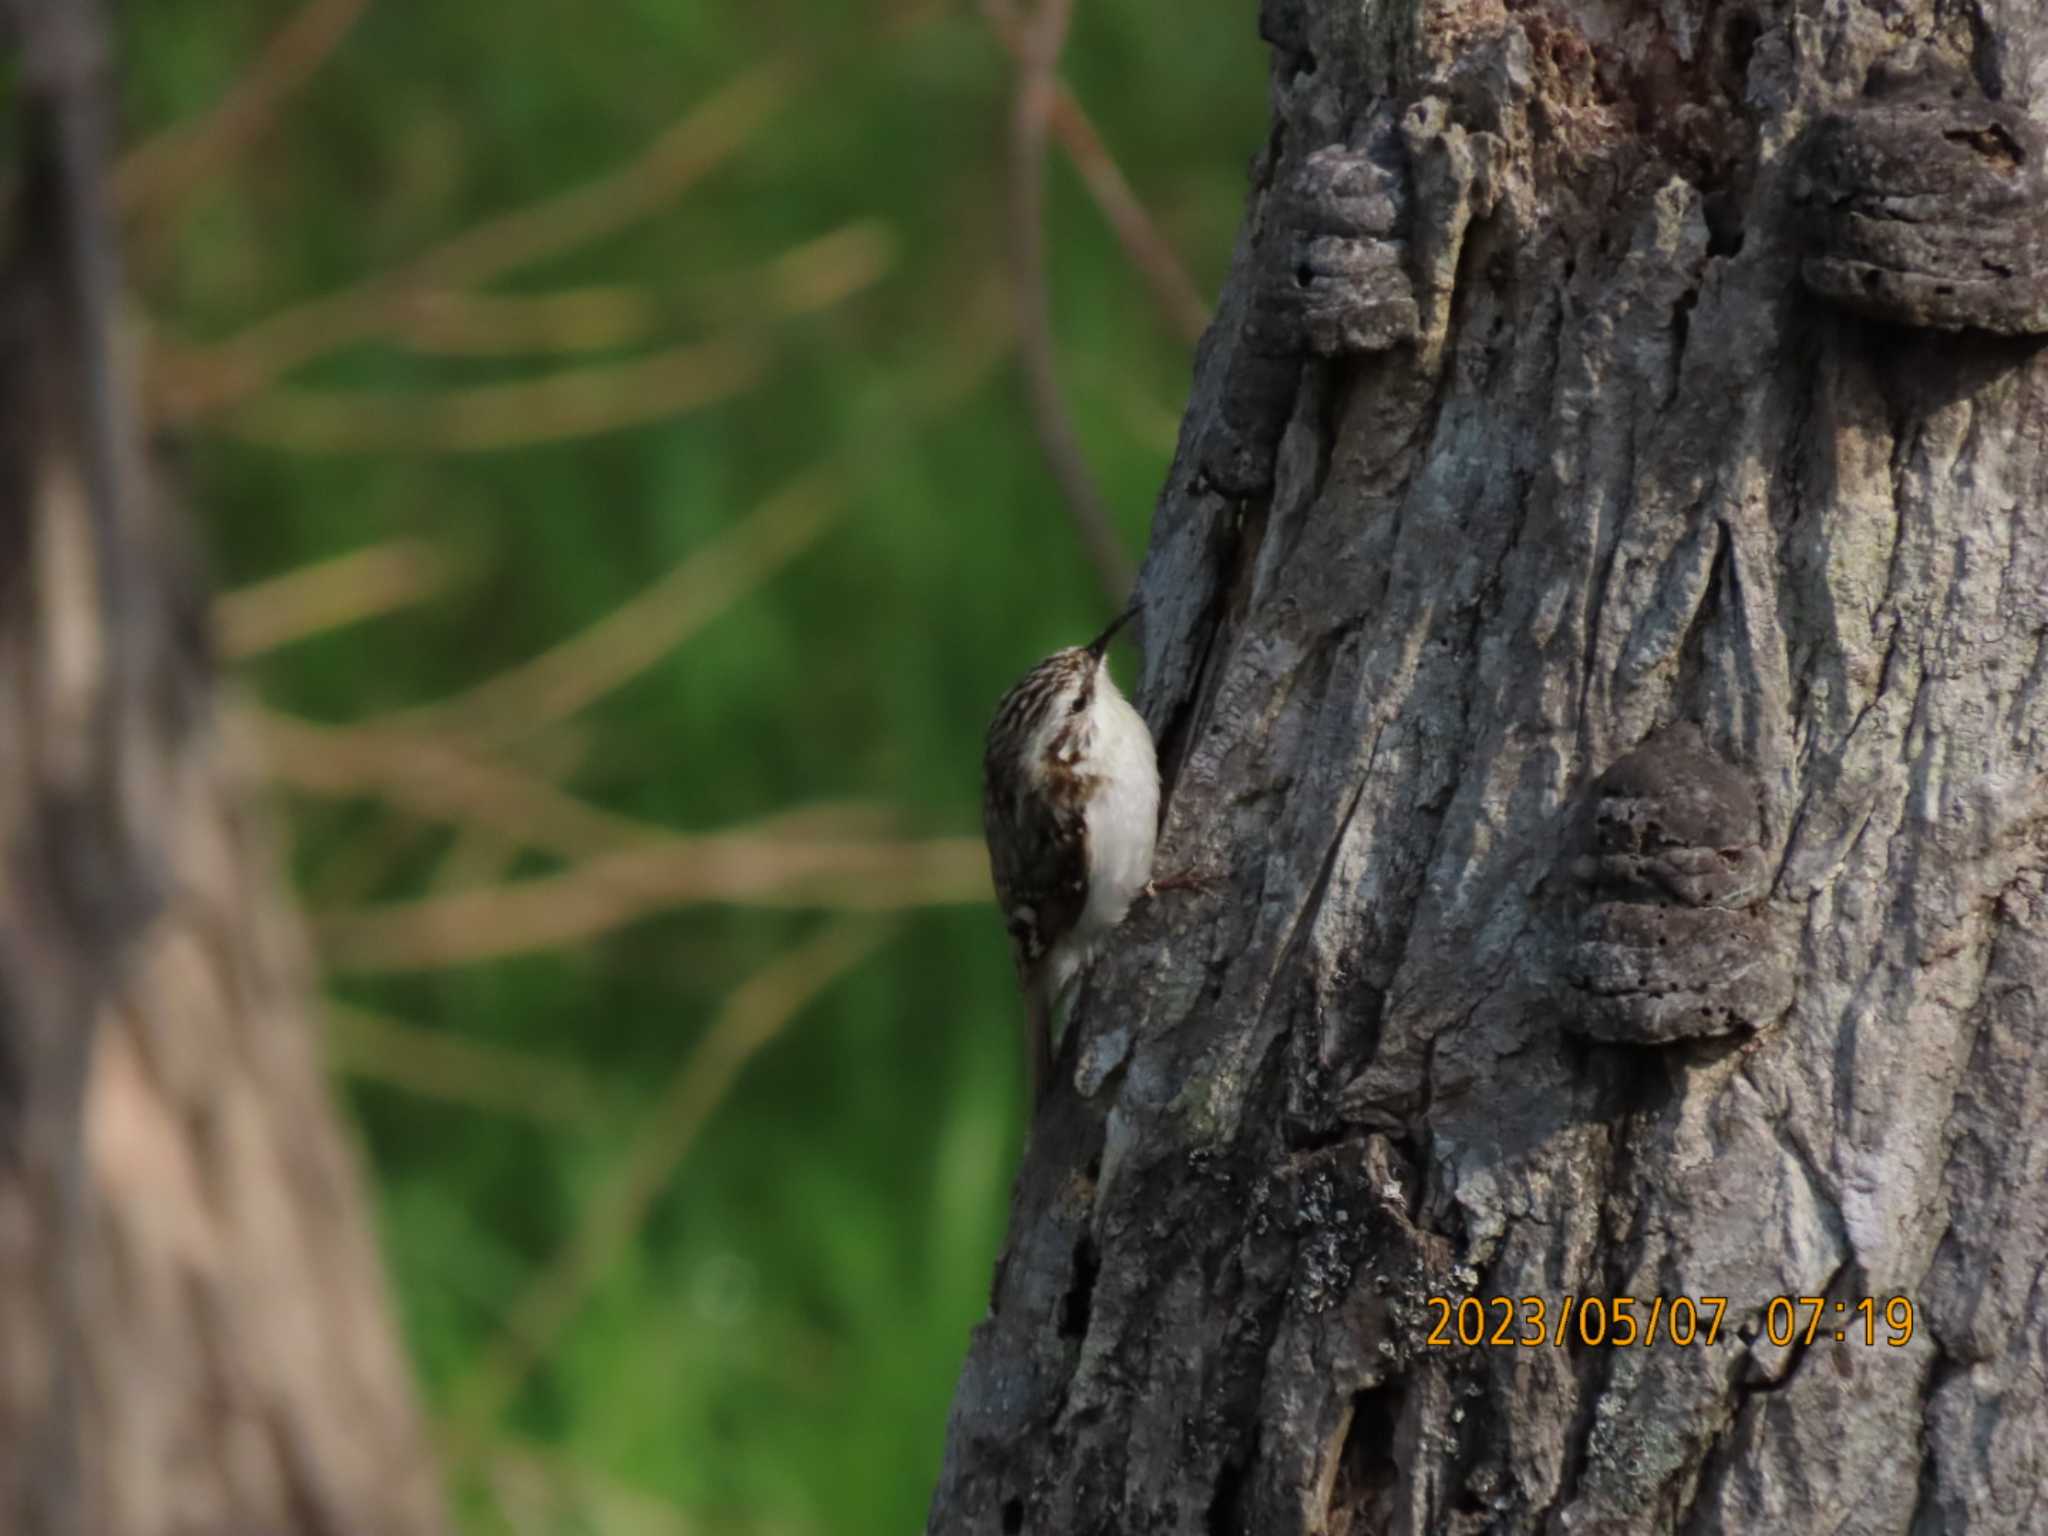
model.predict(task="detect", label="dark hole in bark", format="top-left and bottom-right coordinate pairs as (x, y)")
top-left (1001, 1496), bottom-right (1024, 1534)
top-left (1328, 1382), bottom-right (1403, 1531)
top-left (1720, 11), bottom-right (1761, 96)
top-left (1672, 285), bottom-right (1699, 359)
top-left (1389, 1133), bottom-right (1424, 1177)
top-left (1059, 1233), bottom-right (1101, 1339)
top-left (1206, 1445), bottom-right (1252, 1536)
top-left (1705, 193), bottom-right (1745, 257)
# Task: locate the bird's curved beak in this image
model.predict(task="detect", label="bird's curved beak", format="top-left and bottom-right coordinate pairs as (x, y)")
top-left (1085, 598), bottom-right (1142, 660)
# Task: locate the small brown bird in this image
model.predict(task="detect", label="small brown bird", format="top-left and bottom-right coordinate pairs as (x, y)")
top-left (982, 604), bottom-right (1159, 1101)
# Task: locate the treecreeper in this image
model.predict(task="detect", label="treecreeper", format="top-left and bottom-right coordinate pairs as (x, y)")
top-left (982, 604), bottom-right (1159, 1102)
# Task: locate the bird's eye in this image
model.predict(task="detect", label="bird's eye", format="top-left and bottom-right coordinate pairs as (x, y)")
top-left (1068, 691), bottom-right (1087, 716)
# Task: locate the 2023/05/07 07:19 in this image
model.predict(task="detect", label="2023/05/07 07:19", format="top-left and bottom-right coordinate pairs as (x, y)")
top-left (1422, 1295), bottom-right (1917, 1349)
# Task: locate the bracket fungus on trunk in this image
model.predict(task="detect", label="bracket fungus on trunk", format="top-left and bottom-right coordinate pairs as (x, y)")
top-left (1200, 109), bottom-right (1435, 498)
top-left (1252, 140), bottom-right (1421, 359)
top-left (1794, 63), bottom-right (2048, 335)
top-left (1562, 724), bottom-right (1790, 1046)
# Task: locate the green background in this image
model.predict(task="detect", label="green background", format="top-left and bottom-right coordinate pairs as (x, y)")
top-left (120, 3), bottom-right (1265, 1530)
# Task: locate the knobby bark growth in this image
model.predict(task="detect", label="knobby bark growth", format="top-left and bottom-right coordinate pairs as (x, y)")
top-left (931, 3), bottom-right (2048, 1532)
top-left (0, 7), bottom-right (443, 1533)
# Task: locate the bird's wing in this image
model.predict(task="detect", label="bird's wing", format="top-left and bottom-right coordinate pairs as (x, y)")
top-left (982, 765), bottom-right (1089, 978)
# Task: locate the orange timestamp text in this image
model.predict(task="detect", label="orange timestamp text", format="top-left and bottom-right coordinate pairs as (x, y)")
top-left (1422, 1295), bottom-right (1917, 1349)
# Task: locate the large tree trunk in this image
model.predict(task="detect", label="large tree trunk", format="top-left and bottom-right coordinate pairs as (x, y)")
top-left (931, 3), bottom-right (2048, 1533)
top-left (0, 7), bottom-right (444, 1534)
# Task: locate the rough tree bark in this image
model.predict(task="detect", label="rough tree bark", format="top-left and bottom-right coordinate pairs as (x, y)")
top-left (0, 7), bottom-right (445, 1534)
top-left (932, 3), bottom-right (2048, 1533)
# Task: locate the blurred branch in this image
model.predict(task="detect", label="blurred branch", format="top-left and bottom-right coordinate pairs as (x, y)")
top-left (155, 215), bottom-right (892, 402)
top-left (325, 1001), bottom-right (606, 1126)
top-left (180, 216), bottom-right (901, 454)
top-left (215, 538), bottom-right (452, 658)
top-left (313, 833), bottom-right (985, 973)
top-left (258, 702), bottom-right (913, 874)
top-left (369, 279), bottom-right (1002, 744)
top-left (424, 821), bottom-right (524, 895)
top-left (988, 0), bottom-right (1132, 607)
top-left (387, 286), bottom-right (660, 358)
top-left (113, 0), bottom-right (371, 225)
top-left (240, 270), bottom-right (1003, 929)
top-left (736, 800), bottom-right (912, 840)
top-left (981, 3), bottom-right (1209, 346)
top-left (297, 727), bottom-right (593, 906)
top-left (216, 335), bottom-right (767, 453)
top-left (882, 0), bottom-right (953, 35)
top-left (410, 728), bottom-right (604, 894)
top-left (442, 918), bottom-right (894, 1451)
top-left (1046, 90), bottom-right (1210, 345)
top-left (391, 469), bottom-right (844, 743)
top-left (249, 706), bottom-right (659, 858)
top-left (304, 813), bottom-right (436, 906)
top-left (150, 61), bottom-right (794, 424)
top-left (750, 218), bottom-right (898, 319)
top-left (485, 1443), bottom-right (705, 1536)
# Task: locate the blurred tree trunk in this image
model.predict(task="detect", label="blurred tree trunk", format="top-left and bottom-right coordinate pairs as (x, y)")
top-left (932, 2), bottom-right (2048, 1532)
top-left (0, 6), bottom-right (444, 1534)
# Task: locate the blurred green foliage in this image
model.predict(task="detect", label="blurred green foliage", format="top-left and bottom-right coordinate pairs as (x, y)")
top-left (119, 2), bottom-right (1265, 1530)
